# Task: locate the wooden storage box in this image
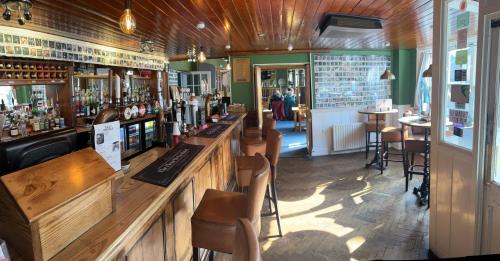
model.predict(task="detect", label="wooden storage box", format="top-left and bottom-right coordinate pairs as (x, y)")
top-left (0, 148), bottom-right (116, 261)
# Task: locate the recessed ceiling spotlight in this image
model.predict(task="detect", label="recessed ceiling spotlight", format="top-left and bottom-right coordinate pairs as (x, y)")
top-left (225, 44), bottom-right (231, 50)
top-left (265, 47), bottom-right (270, 50)
top-left (258, 32), bottom-right (265, 37)
top-left (288, 44), bottom-right (293, 51)
top-left (196, 21), bottom-right (206, 30)
top-left (384, 42), bottom-right (391, 47)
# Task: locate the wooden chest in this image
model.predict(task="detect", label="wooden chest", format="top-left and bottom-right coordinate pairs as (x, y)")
top-left (0, 148), bottom-right (116, 261)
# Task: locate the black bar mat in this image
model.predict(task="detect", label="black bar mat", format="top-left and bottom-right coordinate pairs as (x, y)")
top-left (195, 124), bottom-right (230, 138)
top-left (221, 114), bottom-right (239, 121)
top-left (132, 143), bottom-right (204, 187)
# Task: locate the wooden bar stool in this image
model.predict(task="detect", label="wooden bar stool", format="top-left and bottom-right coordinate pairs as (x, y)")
top-left (236, 129), bottom-right (283, 237)
top-left (232, 218), bottom-right (261, 261)
top-left (191, 153), bottom-right (270, 260)
top-left (380, 126), bottom-right (406, 174)
top-left (240, 117), bottom-right (276, 156)
top-left (403, 134), bottom-right (430, 192)
top-left (365, 114), bottom-right (386, 159)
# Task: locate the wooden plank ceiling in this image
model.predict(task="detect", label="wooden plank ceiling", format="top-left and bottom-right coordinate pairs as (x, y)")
top-left (0, 0), bottom-right (434, 59)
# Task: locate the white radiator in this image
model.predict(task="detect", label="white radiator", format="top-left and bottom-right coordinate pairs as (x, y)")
top-left (332, 123), bottom-right (365, 152)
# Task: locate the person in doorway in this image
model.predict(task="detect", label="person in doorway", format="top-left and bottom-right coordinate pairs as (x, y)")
top-left (284, 87), bottom-right (296, 120)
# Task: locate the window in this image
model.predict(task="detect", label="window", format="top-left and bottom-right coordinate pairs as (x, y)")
top-left (440, 0), bottom-right (479, 150)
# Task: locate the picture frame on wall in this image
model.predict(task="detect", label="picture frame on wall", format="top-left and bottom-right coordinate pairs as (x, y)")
top-left (232, 57), bottom-right (251, 83)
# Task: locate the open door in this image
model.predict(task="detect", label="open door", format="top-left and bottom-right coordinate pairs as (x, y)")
top-left (254, 66), bottom-right (263, 129)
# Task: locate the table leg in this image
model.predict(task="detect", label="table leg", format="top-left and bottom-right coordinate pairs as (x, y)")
top-left (294, 111), bottom-right (298, 132)
top-left (413, 128), bottom-right (430, 206)
top-left (365, 115), bottom-right (383, 173)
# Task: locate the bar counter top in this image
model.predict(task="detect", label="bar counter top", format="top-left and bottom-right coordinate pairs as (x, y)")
top-left (51, 113), bottom-right (246, 260)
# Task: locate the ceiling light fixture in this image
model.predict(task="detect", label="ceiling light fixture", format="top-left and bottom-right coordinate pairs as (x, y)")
top-left (265, 47), bottom-right (270, 50)
top-left (225, 44), bottom-right (231, 50)
top-left (225, 58), bottom-right (231, 70)
top-left (380, 68), bottom-right (396, 80)
top-left (288, 44), bottom-right (293, 51)
top-left (1, 0), bottom-right (33, 25)
top-left (197, 46), bottom-right (206, 63)
top-left (187, 46), bottom-right (197, 63)
top-left (119, 0), bottom-right (136, 34)
top-left (258, 32), bottom-right (265, 37)
top-left (140, 40), bottom-right (154, 53)
top-left (196, 21), bottom-right (206, 30)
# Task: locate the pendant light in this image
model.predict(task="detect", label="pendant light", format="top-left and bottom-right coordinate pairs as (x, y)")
top-left (423, 64), bottom-right (432, 78)
top-left (119, 0), bottom-right (136, 34)
top-left (380, 68), bottom-right (396, 80)
top-left (225, 58), bottom-right (231, 70)
top-left (1, 0), bottom-right (34, 25)
top-left (197, 46), bottom-right (206, 63)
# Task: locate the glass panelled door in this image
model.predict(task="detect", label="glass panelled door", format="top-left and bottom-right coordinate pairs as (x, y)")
top-left (483, 20), bottom-right (500, 255)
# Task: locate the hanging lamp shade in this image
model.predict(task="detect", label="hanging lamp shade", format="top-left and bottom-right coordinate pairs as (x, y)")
top-left (380, 69), bottom-right (396, 80)
top-left (119, 0), bottom-right (136, 34)
top-left (423, 64), bottom-right (432, 78)
top-left (197, 47), bottom-right (206, 63)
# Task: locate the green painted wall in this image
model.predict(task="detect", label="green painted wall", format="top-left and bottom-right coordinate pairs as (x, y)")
top-left (391, 49), bottom-right (417, 105)
top-left (173, 51), bottom-right (417, 110)
top-left (230, 53), bottom-right (310, 111)
top-left (169, 58), bottom-right (226, 72)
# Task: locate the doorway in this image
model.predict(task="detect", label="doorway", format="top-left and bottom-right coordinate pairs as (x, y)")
top-left (481, 16), bottom-right (500, 254)
top-left (254, 64), bottom-right (311, 157)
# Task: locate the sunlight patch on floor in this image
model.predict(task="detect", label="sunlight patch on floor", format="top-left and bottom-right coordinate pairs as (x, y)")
top-left (346, 236), bottom-right (366, 253)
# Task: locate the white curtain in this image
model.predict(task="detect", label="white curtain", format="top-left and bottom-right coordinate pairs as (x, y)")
top-left (415, 51), bottom-right (432, 111)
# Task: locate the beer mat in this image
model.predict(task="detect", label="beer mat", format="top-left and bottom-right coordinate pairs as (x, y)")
top-left (132, 143), bottom-right (204, 187)
top-left (221, 114), bottom-right (239, 121)
top-left (195, 124), bottom-right (230, 138)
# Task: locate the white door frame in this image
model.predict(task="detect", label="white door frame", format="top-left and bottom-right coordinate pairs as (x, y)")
top-left (477, 7), bottom-right (500, 254)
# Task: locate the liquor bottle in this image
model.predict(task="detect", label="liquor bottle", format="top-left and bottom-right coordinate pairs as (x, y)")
top-left (0, 99), bottom-right (5, 112)
top-left (10, 124), bottom-right (19, 137)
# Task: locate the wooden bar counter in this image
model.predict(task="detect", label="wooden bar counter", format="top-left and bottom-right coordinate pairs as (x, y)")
top-left (1, 113), bottom-right (245, 261)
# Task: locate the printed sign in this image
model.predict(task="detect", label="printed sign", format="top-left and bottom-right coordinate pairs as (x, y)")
top-left (94, 121), bottom-right (121, 171)
top-left (451, 85), bottom-right (470, 104)
top-left (457, 29), bottom-right (468, 49)
top-left (449, 109), bottom-right (469, 125)
top-left (455, 49), bottom-right (468, 65)
top-left (454, 69), bottom-right (467, 82)
top-left (457, 12), bottom-right (470, 30)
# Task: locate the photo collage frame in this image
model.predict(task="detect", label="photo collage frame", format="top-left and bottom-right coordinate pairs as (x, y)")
top-left (313, 54), bottom-right (392, 109)
top-left (0, 26), bottom-right (165, 70)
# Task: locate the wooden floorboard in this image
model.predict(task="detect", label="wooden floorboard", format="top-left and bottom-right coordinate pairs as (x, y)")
top-left (217, 151), bottom-right (429, 261)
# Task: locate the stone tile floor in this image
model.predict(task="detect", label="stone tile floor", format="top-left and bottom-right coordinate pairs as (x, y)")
top-left (217, 151), bottom-right (429, 261)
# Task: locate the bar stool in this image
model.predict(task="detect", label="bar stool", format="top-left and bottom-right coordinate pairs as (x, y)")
top-left (232, 218), bottom-right (261, 261)
top-left (236, 129), bottom-right (283, 237)
top-left (240, 117), bottom-right (276, 156)
top-left (191, 153), bottom-right (270, 260)
top-left (380, 126), bottom-right (406, 174)
top-left (365, 114), bottom-right (386, 159)
top-left (403, 133), bottom-right (430, 192)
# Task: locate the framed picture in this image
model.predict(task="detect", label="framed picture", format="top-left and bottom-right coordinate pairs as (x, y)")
top-left (232, 57), bottom-right (251, 83)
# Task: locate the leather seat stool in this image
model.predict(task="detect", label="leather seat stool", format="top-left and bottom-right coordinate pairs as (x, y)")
top-left (380, 126), bottom-right (405, 174)
top-left (232, 218), bottom-right (261, 261)
top-left (236, 129), bottom-right (283, 237)
top-left (403, 135), bottom-right (430, 191)
top-left (191, 153), bottom-right (270, 260)
top-left (240, 117), bottom-right (276, 156)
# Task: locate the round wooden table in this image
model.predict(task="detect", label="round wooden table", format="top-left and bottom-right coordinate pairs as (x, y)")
top-left (398, 115), bottom-right (431, 206)
top-left (358, 108), bottom-right (399, 172)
